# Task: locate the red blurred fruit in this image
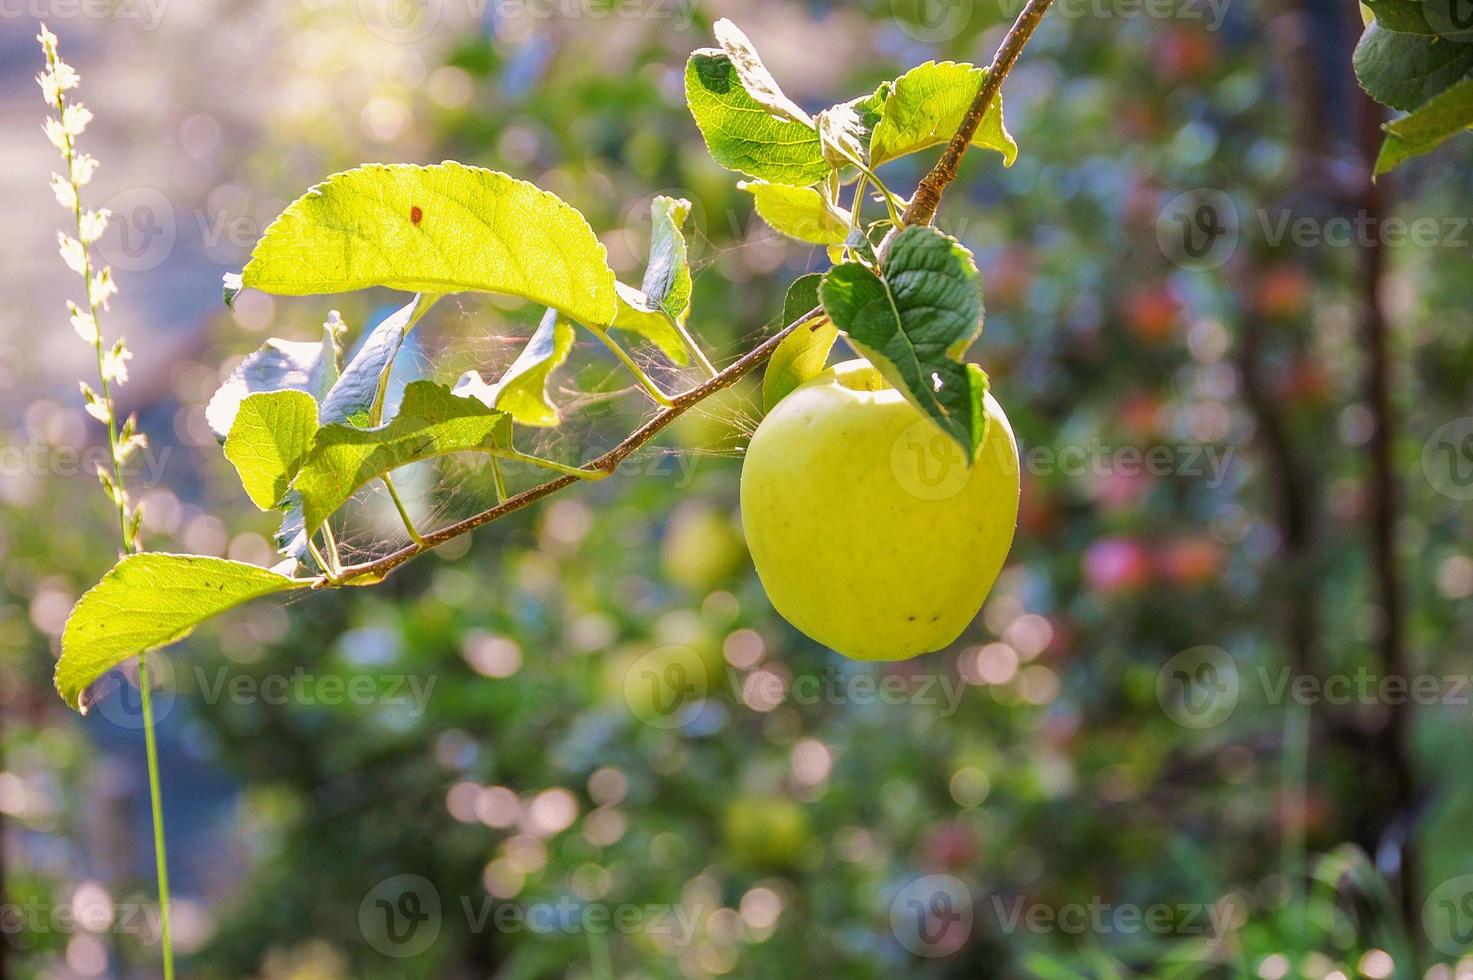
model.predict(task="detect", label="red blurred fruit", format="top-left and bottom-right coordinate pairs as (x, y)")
top-left (1083, 536), bottom-right (1153, 595)
top-left (920, 821), bottom-right (979, 871)
top-left (1123, 285), bottom-right (1180, 345)
top-left (1255, 265), bottom-right (1312, 319)
top-left (1156, 535), bottom-right (1223, 587)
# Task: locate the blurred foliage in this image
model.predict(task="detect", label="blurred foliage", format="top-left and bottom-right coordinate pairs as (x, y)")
top-left (5, 1), bottom-right (1473, 978)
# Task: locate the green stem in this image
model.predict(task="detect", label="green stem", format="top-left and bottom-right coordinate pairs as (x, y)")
top-left (488, 457), bottom-right (508, 503)
top-left (137, 654), bottom-right (173, 980)
top-left (320, 521), bottom-right (343, 572)
top-left (382, 474), bottom-right (425, 545)
top-left (587, 326), bottom-right (674, 406)
top-left (505, 449), bottom-right (610, 481)
top-left (675, 319), bottom-right (717, 378)
top-left (307, 536), bottom-right (340, 584)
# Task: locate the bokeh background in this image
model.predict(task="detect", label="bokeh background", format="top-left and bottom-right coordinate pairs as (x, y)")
top-left (4, 0), bottom-right (1473, 977)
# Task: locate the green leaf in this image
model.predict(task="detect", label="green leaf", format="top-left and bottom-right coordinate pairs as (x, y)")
top-left (763, 273), bottom-right (837, 412)
top-left (224, 390), bottom-right (320, 510)
top-left (295, 380), bottom-right (513, 535)
top-left (57, 554), bottom-right (299, 712)
top-left (1353, 24), bottom-right (1473, 111)
top-left (274, 492), bottom-right (312, 571)
top-left (454, 308), bottom-right (575, 427)
top-left (612, 284), bottom-right (691, 366)
top-left (320, 294), bottom-right (433, 427)
top-left (204, 325), bottom-right (337, 440)
top-left (685, 51), bottom-right (830, 186)
top-left (712, 18), bottom-right (812, 126)
top-left (240, 162), bottom-right (618, 326)
top-left (642, 196), bottom-right (694, 324)
top-left (819, 225), bottom-right (987, 455)
top-left (869, 62), bottom-right (1018, 168)
top-left (1376, 76), bottom-right (1473, 172)
top-left (601, 195), bottom-right (697, 367)
top-left (739, 181), bottom-right (851, 244)
top-left (1363, 0), bottom-right (1435, 34)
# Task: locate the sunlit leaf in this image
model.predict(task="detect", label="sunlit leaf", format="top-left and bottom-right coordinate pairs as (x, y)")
top-left (224, 390), bottom-right (320, 510)
top-left (57, 554), bottom-right (299, 712)
top-left (740, 181), bottom-right (850, 245)
top-left (685, 50), bottom-right (829, 186)
top-left (295, 380), bottom-right (513, 535)
top-left (240, 162), bottom-right (618, 326)
top-left (204, 328), bottom-right (336, 441)
top-left (870, 61), bottom-right (1018, 167)
top-left (454, 308), bottom-right (575, 427)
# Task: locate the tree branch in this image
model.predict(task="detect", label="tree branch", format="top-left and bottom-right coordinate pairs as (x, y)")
top-left (315, 1), bottom-right (1057, 589)
top-left (319, 305), bottom-right (823, 587)
top-left (902, 0), bottom-right (1055, 227)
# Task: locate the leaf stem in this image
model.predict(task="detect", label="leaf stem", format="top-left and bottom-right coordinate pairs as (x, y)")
top-left (902, 0), bottom-right (1055, 226)
top-left (674, 319), bottom-right (718, 378)
top-left (505, 448), bottom-right (612, 481)
top-left (587, 326), bottom-right (675, 406)
top-left (489, 456), bottom-right (508, 502)
top-left (137, 653), bottom-right (173, 980)
top-left (382, 474), bottom-right (425, 545)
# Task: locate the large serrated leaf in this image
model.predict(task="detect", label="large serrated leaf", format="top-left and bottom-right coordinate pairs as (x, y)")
top-left (454, 308), bottom-right (575, 427)
top-left (1353, 24), bottom-right (1473, 111)
top-left (762, 273), bottom-right (837, 412)
top-left (740, 182), bottom-right (851, 245)
top-left (240, 162), bottom-right (618, 326)
top-left (320, 294), bottom-right (433, 427)
top-left (685, 51), bottom-right (830, 186)
top-left (224, 390), bottom-right (320, 510)
top-left (57, 554), bottom-right (299, 712)
top-left (204, 327), bottom-right (336, 441)
top-left (295, 380), bottom-right (513, 535)
top-left (819, 226), bottom-right (988, 454)
top-left (870, 61), bottom-right (1018, 168)
top-left (1375, 76), bottom-right (1473, 172)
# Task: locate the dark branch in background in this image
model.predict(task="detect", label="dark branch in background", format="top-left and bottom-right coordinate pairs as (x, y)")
top-left (319, 0), bottom-right (1057, 589)
top-left (1351, 58), bottom-right (1419, 940)
top-left (903, 0), bottom-right (1056, 226)
top-left (1254, 0), bottom-right (1420, 951)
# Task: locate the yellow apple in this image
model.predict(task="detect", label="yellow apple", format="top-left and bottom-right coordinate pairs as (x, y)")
top-left (740, 359), bottom-right (1019, 660)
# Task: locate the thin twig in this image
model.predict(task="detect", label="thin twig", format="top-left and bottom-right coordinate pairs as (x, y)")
top-left (902, 0), bottom-right (1055, 227)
